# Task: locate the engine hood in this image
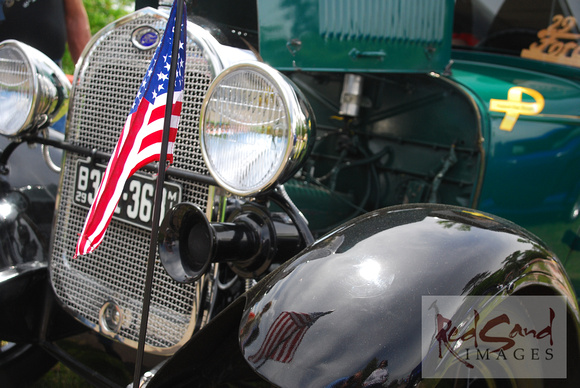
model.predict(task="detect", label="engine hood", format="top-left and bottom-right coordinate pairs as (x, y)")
top-left (240, 203), bottom-right (575, 386)
top-left (257, 0), bottom-right (453, 73)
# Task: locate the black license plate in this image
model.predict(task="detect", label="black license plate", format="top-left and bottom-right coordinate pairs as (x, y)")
top-left (73, 159), bottom-right (182, 230)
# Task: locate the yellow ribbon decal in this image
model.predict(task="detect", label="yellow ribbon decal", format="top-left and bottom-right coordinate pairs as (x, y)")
top-left (489, 87), bottom-right (545, 131)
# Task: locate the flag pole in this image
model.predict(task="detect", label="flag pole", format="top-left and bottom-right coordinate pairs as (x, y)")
top-left (133, 1), bottom-right (185, 386)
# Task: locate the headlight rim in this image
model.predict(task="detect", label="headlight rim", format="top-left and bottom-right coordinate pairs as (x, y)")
top-left (200, 61), bottom-right (314, 197)
top-left (0, 39), bottom-right (38, 137)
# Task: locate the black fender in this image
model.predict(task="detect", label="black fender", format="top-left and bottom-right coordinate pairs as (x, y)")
top-left (0, 134), bottom-right (61, 270)
top-left (0, 261), bottom-right (86, 343)
top-left (149, 203), bottom-right (580, 387)
top-left (0, 134), bottom-right (84, 343)
top-left (0, 190), bottom-right (47, 269)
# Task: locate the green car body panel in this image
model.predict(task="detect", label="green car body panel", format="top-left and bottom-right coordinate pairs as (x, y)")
top-left (450, 53), bottom-right (580, 292)
top-left (257, 0), bottom-right (580, 294)
top-left (257, 0), bottom-right (454, 73)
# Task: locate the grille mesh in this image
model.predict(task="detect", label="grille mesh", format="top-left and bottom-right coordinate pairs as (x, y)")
top-left (49, 10), bottom-right (217, 353)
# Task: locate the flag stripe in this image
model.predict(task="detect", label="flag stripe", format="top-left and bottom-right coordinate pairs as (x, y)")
top-left (140, 131), bottom-right (163, 153)
top-left (248, 312), bottom-right (291, 363)
top-left (149, 101), bottom-right (183, 124)
top-left (248, 311), bottom-right (318, 365)
top-left (274, 313), bottom-right (310, 362)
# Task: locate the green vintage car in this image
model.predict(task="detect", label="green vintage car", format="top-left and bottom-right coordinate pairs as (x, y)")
top-left (451, 0), bottom-right (580, 291)
top-left (1, 0), bottom-right (580, 386)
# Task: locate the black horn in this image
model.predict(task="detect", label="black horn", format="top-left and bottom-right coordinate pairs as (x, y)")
top-left (159, 202), bottom-right (300, 283)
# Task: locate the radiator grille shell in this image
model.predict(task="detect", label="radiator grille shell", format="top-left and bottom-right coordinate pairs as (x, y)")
top-left (49, 8), bottom-right (223, 354)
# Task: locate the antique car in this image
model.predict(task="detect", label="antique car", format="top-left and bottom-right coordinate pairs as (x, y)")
top-left (1, 0), bottom-right (580, 386)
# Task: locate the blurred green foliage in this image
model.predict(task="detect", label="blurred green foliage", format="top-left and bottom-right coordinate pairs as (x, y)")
top-left (62, 0), bottom-right (134, 74)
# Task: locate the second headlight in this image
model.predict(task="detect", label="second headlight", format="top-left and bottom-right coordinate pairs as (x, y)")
top-left (200, 62), bottom-right (314, 196)
top-left (0, 40), bottom-right (70, 137)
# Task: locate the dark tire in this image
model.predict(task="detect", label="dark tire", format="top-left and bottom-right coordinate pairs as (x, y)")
top-left (0, 341), bottom-right (56, 387)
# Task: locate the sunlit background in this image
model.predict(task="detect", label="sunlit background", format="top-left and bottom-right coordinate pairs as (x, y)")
top-left (61, 0), bottom-right (135, 75)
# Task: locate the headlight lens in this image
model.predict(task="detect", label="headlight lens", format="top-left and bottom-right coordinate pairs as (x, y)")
top-left (0, 43), bottom-right (34, 134)
top-left (200, 62), bottom-right (314, 196)
top-left (0, 40), bottom-right (70, 137)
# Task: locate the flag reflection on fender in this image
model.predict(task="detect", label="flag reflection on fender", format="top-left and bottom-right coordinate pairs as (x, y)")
top-left (248, 310), bottom-right (333, 368)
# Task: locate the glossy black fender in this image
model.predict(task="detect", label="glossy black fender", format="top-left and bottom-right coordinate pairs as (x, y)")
top-left (0, 135), bottom-right (62, 339)
top-left (0, 135), bottom-right (61, 269)
top-left (0, 135), bottom-right (83, 322)
top-left (149, 203), bottom-right (580, 387)
top-left (0, 134), bottom-right (86, 385)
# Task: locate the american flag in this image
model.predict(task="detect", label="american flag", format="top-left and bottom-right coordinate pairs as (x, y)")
top-left (248, 310), bottom-right (332, 368)
top-left (75, 1), bottom-right (187, 258)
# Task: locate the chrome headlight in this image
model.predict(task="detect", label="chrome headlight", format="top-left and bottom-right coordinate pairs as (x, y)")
top-left (200, 62), bottom-right (315, 196)
top-left (0, 40), bottom-right (70, 137)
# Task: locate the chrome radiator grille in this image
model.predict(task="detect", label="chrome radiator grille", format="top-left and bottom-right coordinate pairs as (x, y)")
top-left (49, 9), bottom-right (220, 354)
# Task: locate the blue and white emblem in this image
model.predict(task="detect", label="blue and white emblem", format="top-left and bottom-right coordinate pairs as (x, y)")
top-left (131, 26), bottom-right (160, 51)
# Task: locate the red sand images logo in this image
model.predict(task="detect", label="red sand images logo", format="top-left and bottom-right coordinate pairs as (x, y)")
top-left (421, 296), bottom-right (566, 379)
top-left (435, 307), bottom-right (554, 368)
